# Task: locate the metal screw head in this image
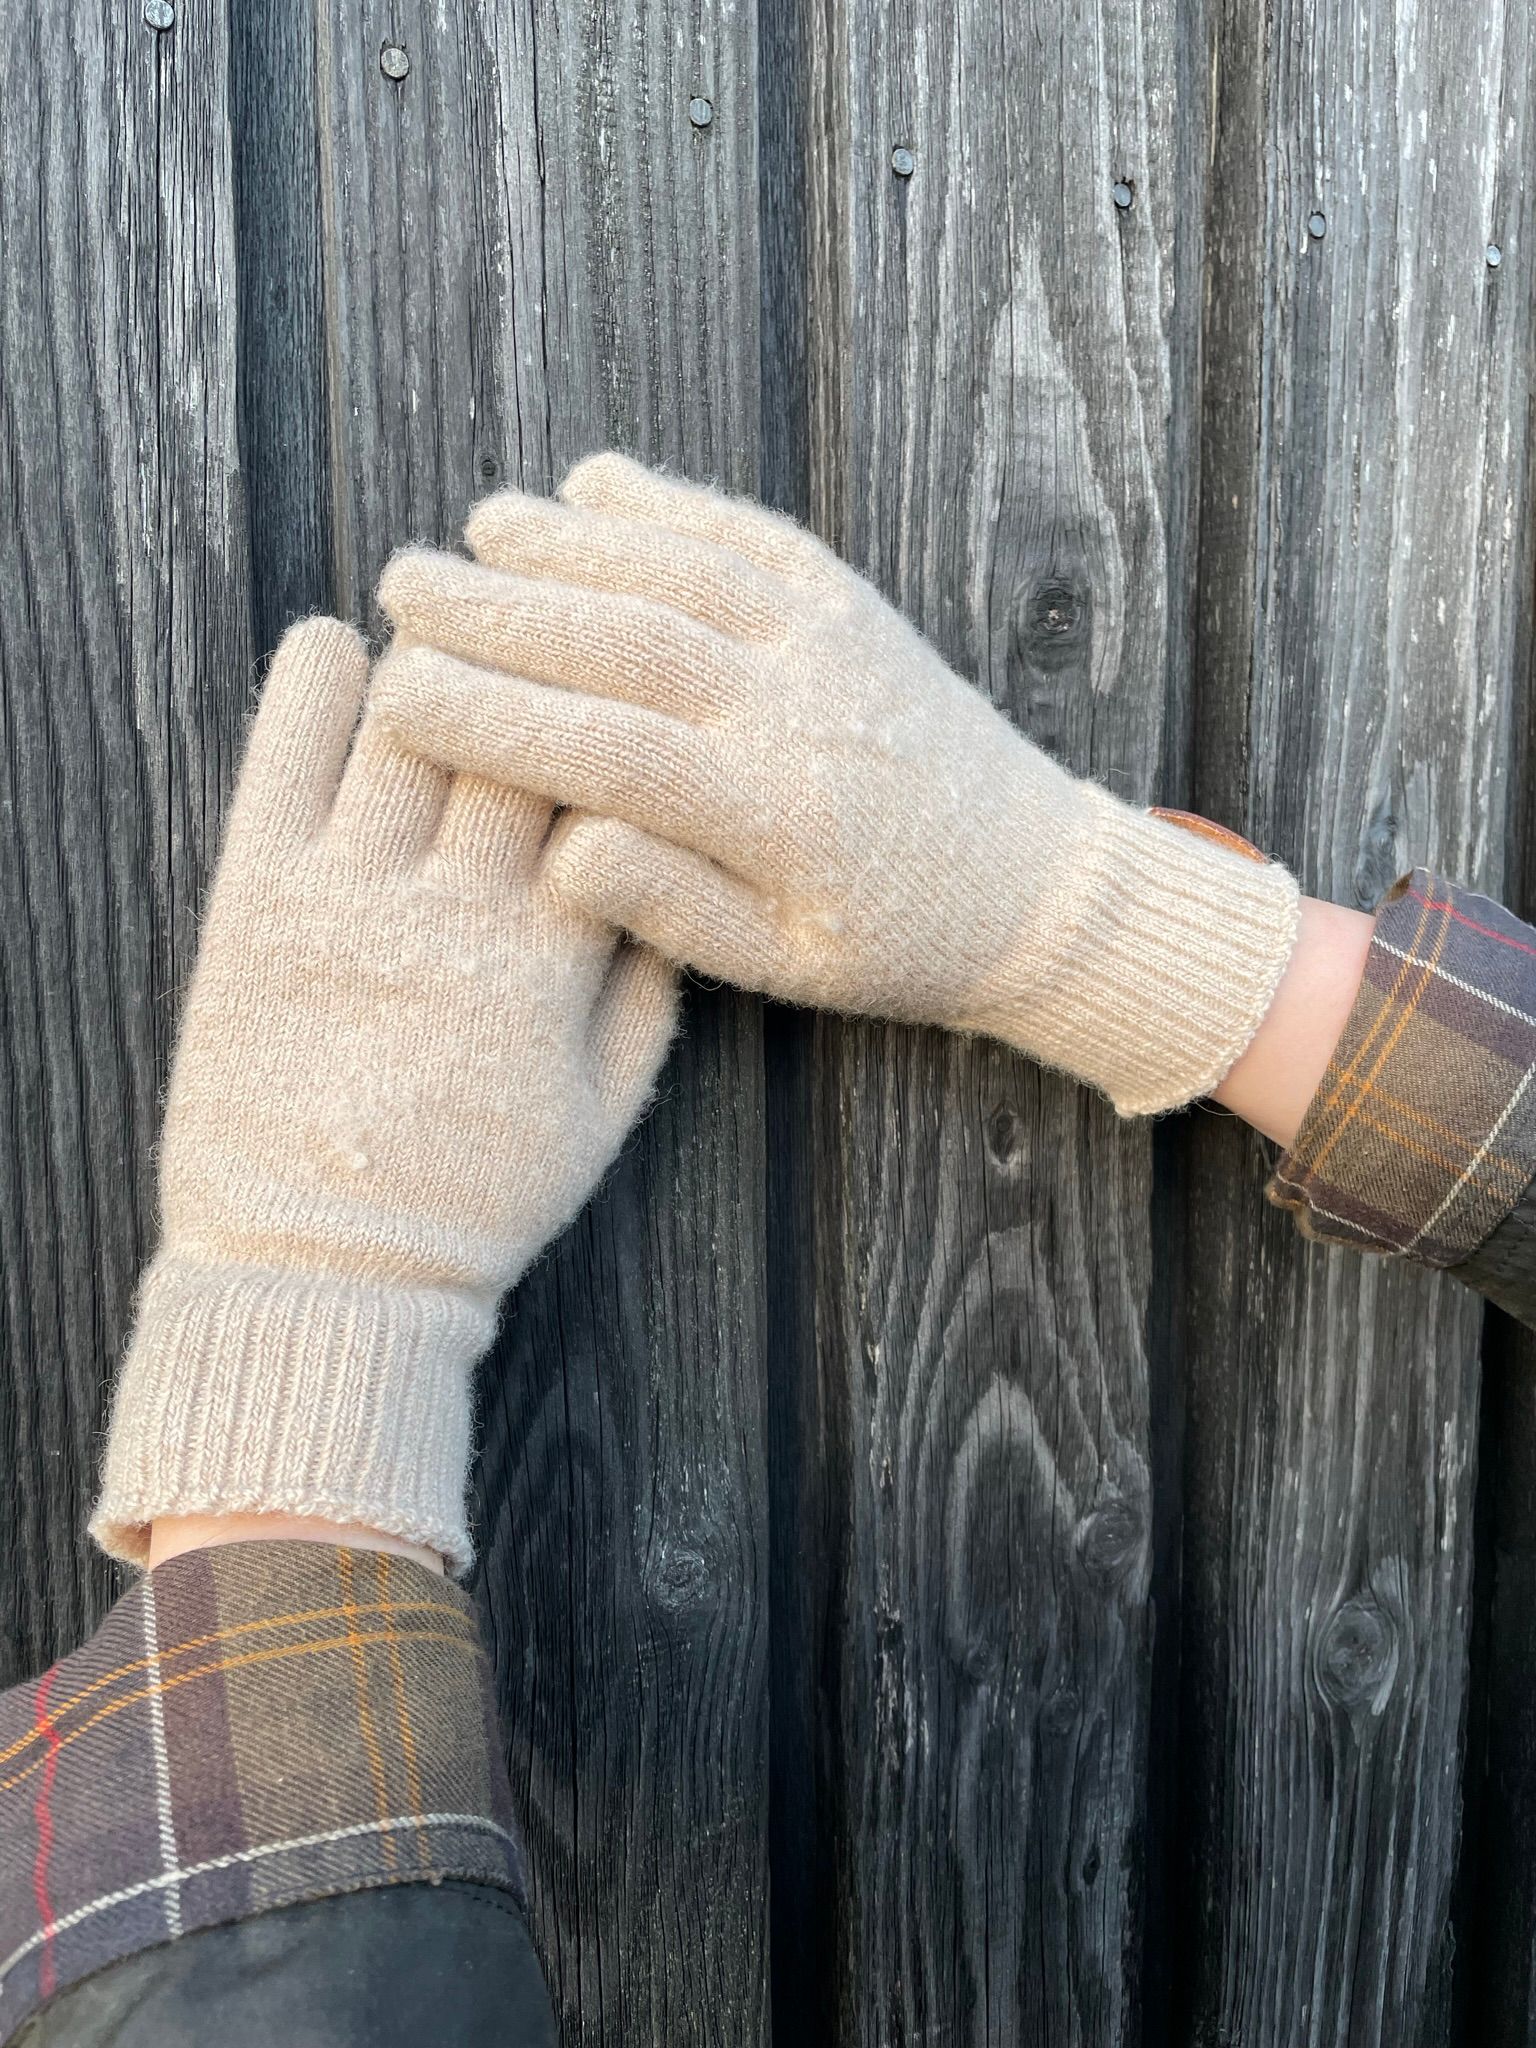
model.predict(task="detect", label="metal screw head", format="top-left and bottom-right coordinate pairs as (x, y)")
top-left (1487, 242), bottom-right (1504, 269)
top-left (144, 0), bottom-right (174, 27)
top-left (688, 96), bottom-right (714, 129)
top-left (891, 145), bottom-right (916, 178)
top-left (1112, 180), bottom-right (1134, 211)
top-left (1308, 211), bottom-right (1328, 239)
top-left (380, 44), bottom-right (410, 80)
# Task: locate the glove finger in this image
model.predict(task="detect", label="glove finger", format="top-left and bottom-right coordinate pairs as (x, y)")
top-left (377, 548), bottom-right (743, 722)
top-left (327, 711), bottom-right (451, 869)
top-left (425, 773), bottom-right (554, 888)
top-left (586, 941), bottom-right (681, 1128)
top-left (231, 618), bottom-right (368, 851)
top-left (545, 815), bottom-right (799, 998)
top-left (465, 492), bottom-right (795, 645)
top-left (558, 453), bottom-right (845, 597)
top-left (371, 647), bottom-right (739, 859)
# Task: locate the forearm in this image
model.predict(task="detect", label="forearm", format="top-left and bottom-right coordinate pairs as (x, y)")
top-left (149, 1511), bottom-right (445, 1573)
top-left (1210, 895), bottom-right (1376, 1147)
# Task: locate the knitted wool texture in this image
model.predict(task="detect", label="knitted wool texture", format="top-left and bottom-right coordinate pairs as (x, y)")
top-left (92, 618), bottom-right (677, 1572)
top-left (372, 454), bottom-right (1302, 1117)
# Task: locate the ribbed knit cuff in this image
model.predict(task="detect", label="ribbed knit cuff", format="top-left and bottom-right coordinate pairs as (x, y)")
top-left (90, 1258), bottom-right (496, 1575)
top-left (970, 785), bottom-right (1302, 1116)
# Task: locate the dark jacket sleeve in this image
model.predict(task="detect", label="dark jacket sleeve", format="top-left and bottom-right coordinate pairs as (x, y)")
top-left (1451, 1174), bottom-right (1536, 1326)
top-left (16, 1884), bottom-right (553, 2048)
top-left (1267, 867), bottom-right (1536, 1327)
top-left (0, 1542), bottom-right (552, 2047)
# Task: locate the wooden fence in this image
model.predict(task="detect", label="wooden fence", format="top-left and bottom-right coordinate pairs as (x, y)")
top-left (5, 0), bottom-right (1536, 2040)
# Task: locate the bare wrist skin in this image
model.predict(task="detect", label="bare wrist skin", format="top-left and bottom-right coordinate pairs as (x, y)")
top-left (148, 1513), bottom-right (445, 1575)
top-left (1211, 894), bottom-right (1375, 1148)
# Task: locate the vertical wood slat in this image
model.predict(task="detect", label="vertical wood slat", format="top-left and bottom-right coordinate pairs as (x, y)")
top-left (309, 4), bottom-right (769, 2041)
top-left (1465, 18), bottom-right (1536, 1996)
top-left (1184, 0), bottom-right (1536, 2038)
top-left (1471, 1309), bottom-right (1536, 2047)
top-left (0, 1), bottom-right (250, 1681)
top-left (230, 0), bottom-right (332, 645)
top-left (778, 0), bottom-right (1198, 2037)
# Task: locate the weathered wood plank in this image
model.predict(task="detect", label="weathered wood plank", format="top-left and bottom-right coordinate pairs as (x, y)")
top-left (1464, 531), bottom-right (1536, 2045)
top-left (1468, 1310), bottom-right (1536, 2046)
top-left (1181, 0), bottom-right (1536, 2036)
top-left (0, 1), bottom-right (250, 1681)
top-left (778, 0), bottom-right (1198, 2035)
top-left (230, 0), bottom-right (333, 644)
top-left (307, 4), bottom-right (769, 2040)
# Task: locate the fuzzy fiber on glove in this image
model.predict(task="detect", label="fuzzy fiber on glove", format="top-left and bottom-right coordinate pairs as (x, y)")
top-left (372, 455), bottom-right (1300, 1118)
top-left (93, 617), bottom-right (676, 1572)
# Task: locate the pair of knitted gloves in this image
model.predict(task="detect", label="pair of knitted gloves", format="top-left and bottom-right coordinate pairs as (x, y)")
top-left (93, 457), bottom-right (1300, 1572)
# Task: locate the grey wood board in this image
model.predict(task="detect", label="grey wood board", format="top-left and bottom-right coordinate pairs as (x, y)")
top-left (784, 0), bottom-right (1197, 2034)
top-left (0, 0), bottom-right (251, 1680)
top-left (1181, 0), bottom-right (1536, 2036)
top-left (308, 3), bottom-right (771, 2040)
top-left (1466, 1311), bottom-right (1536, 2047)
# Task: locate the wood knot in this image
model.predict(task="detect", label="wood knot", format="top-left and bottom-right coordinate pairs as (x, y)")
top-left (1354, 793), bottom-right (1400, 910)
top-left (1041, 1682), bottom-right (1082, 1735)
top-left (984, 1103), bottom-right (1024, 1170)
top-left (1075, 1497), bottom-right (1145, 1586)
top-left (959, 1637), bottom-right (1000, 1685)
top-left (1313, 1595), bottom-right (1399, 1713)
top-left (647, 1542), bottom-right (715, 1617)
top-left (1012, 572), bottom-right (1093, 674)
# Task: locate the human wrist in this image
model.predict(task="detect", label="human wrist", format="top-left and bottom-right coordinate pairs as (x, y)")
top-left (1211, 893), bottom-right (1375, 1146)
top-left (966, 786), bottom-right (1302, 1116)
top-left (148, 1512), bottom-right (446, 1573)
top-left (92, 1257), bottom-right (492, 1574)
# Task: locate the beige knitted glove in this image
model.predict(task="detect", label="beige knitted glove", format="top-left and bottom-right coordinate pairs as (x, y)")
top-left (371, 455), bottom-right (1300, 1117)
top-left (92, 616), bottom-right (676, 1573)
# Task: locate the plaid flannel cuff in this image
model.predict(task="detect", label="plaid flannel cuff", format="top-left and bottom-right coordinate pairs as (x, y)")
top-left (0, 1542), bottom-right (524, 2045)
top-left (1266, 868), bottom-right (1536, 1266)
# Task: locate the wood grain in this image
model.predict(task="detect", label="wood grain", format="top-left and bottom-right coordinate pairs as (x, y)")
top-left (778, 0), bottom-right (1200, 2034)
top-left (230, 0), bottom-right (333, 644)
top-left (1467, 1308), bottom-right (1536, 2047)
top-left (1182, 0), bottom-right (1536, 2037)
top-left (306, 3), bottom-right (770, 2039)
top-left (1464, 280), bottom-right (1536, 2042)
top-left (0, 0), bottom-right (250, 1681)
top-left (7, 0), bottom-right (1536, 2036)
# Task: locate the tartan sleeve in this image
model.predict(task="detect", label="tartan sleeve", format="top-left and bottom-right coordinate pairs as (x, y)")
top-left (1266, 868), bottom-right (1536, 1300)
top-left (0, 1541), bottom-right (529, 2046)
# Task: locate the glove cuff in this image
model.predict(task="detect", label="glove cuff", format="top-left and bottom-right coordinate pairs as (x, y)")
top-left (90, 1257), bottom-right (496, 1575)
top-left (967, 785), bottom-right (1303, 1116)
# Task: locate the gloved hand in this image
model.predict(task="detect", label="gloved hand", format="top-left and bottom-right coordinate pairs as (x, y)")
top-left (372, 455), bottom-right (1299, 1117)
top-left (93, 617), bottom-right (676, 1572)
